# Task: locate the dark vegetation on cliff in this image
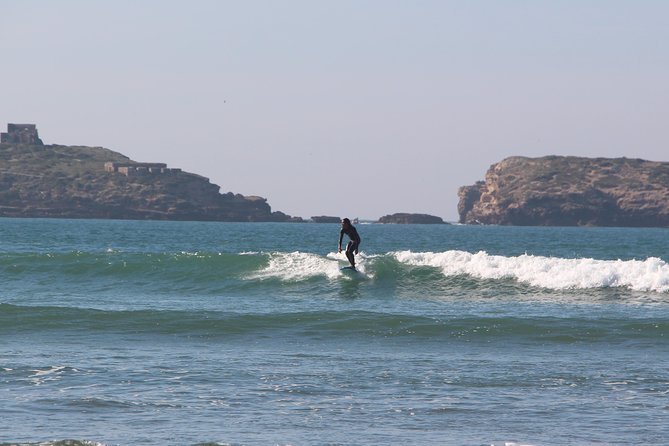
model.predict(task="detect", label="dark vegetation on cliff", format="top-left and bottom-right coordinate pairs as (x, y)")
top-left (0, 140), bottom-right (297, 222)
top-left (458, 156), bottom-right (669, 227)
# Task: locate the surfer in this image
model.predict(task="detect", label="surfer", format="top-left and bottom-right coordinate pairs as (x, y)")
top-left (338, 218), bottom-right (361, 269)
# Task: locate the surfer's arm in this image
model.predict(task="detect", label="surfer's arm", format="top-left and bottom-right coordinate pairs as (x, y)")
top-left (338, 231), bottom-right (344, 252)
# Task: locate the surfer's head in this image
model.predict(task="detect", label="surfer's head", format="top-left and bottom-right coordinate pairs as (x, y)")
top-left (341, 218), bottom-right (351, 228)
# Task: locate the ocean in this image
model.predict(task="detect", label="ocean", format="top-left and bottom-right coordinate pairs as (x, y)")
top-left (1, 218), bottom-right (668, 446)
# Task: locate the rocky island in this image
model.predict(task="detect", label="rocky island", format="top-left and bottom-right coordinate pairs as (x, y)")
top-left (0, 124), bottom-right (299, 222)
top-left (458, 156), bottom-right (669, 227)
top-left (378, 213), bottom-right (447, 224)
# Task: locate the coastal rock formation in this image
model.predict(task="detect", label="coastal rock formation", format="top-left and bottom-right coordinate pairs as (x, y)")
top-left (458, 156), bottom-right (669, 227)
top-left (378, 213), bottom-right (447, 224)
top-left (311, 216), bottom-right (341, 223)
top-left (0, 124), bottom-right (299, 222)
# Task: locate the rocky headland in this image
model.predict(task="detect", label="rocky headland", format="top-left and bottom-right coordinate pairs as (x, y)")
top-left (458, 156), bottom-right (669, 227)
top-left (0, 124), bottom-right (299, 222)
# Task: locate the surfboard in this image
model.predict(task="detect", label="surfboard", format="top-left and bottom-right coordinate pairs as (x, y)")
top-left (340, 266), bottom-right (359, 273)
top-left (339, 265), bottom-right (367, 280)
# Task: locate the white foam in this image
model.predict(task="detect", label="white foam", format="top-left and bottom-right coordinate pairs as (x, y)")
top-left (327, 251), bottom-right (369, 276)
top-left (29, 365), bottom-right (68, 386)
top-left (31, 365), bottom-right (66, 376)
top-left (250, 251), bottom-right (342, 281)
top-left (248, 251), bottom-right (371, 281)
top-left (392, 250), bottom-right (669, 292)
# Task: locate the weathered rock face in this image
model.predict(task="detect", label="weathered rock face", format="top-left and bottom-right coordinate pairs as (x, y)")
top-left (0, 141), bottom-right (299, 222)
top-left (378, 213), bottom-right (447, 224)
top-left (458, 156), bottom-right (669, 227)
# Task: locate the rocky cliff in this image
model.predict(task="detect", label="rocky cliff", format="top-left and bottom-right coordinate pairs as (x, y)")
top-left (0, 137), bottom-right (298, 222)
top-left (458, 156), bottom-right (669, 227)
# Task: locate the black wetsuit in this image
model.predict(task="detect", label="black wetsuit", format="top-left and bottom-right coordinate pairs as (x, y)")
top-left (339, 225), bottom-right (361, 267)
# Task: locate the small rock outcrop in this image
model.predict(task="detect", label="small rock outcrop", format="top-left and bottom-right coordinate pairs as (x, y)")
top-left (311, 216), bottom-right (341, 223)
top-left (458, 156), bottom-right (669, 227)
top-left (378, 213), bottom-right (446, 224)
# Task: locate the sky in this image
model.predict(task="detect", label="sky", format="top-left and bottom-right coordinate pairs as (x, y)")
top-left (1, 1), bottom-right (668, 221)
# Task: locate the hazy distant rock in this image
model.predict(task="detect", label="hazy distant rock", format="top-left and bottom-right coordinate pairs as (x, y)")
top-left (0, 124), bottom-right (300, 222)
top-left (311, 216), bottom-right (341, 223)
top-left (458, 155), bottom-right (669, 227)
top-left (378, 213), bottom-right (447, 224)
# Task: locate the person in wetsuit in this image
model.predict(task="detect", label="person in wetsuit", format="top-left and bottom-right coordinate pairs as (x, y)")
top-left (338, 218), bottom-right (361, 269)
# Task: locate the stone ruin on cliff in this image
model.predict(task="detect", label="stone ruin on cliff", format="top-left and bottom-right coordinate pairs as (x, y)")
top-left (104, 162), bottom-right (183, 176)
top-left (0, 123), bottom-right (44, 145)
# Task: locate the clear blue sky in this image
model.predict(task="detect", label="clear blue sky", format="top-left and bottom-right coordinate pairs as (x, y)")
top-left (1, 1), bottom-right (667, 221)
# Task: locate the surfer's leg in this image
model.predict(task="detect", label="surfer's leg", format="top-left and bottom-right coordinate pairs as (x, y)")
top-left (345, 241), bottom-right (356, 268)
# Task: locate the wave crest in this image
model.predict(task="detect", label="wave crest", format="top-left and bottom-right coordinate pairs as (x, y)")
top-left (392, 250), bottom-right (669, 292)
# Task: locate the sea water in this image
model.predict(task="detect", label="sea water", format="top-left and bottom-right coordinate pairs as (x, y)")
top-left (0, 219), bottom-right (668, 446)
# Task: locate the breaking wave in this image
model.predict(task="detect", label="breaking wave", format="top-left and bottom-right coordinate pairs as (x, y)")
top-left (391, 250), bottom-right (669, 292)
top-left (2, 249), bottom-right (669, 295)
